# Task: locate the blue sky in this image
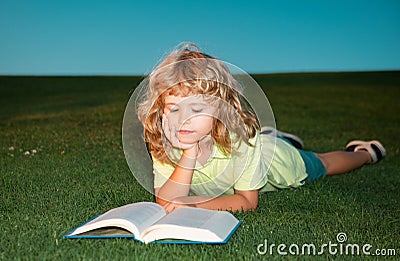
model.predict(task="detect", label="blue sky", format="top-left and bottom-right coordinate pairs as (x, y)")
top-left (0, 0), bottom-right (399, 75)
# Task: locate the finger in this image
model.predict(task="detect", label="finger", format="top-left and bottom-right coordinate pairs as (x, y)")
top-left (164, 202), bottom-right (176, 213)
top-left (163, 116), bottom-right (180, 147)
top-left (162, 202), bottom-right (170, 212)
top-left (163, 115), bottom-right (177, 147)
top-left (170, 126), bottom-right (181, 147)
top-left (161, 114), bottom-right (166, 129)
top-left (162, 114), bottom-right (170, 137)
top-left (163, 115), bottom-right (197, 150)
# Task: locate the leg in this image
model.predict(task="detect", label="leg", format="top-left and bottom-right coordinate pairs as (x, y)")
top-left (316, 151), bottom-right (371, 176)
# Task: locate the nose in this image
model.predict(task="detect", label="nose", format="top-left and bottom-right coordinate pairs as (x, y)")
top-left (178, 107), bottom-right (192, 126)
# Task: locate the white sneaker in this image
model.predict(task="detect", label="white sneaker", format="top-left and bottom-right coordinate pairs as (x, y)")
top-left (260, 126), bottom-right (304, 149)
top-left (345, 140), bottom-right (386, 164)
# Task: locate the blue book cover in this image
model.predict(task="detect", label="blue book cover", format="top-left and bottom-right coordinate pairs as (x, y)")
top-left (63, 202), bottom-right (241, 244)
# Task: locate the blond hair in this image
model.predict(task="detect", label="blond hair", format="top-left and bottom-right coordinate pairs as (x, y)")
top-left (137, 43), bottom-right (259, 164)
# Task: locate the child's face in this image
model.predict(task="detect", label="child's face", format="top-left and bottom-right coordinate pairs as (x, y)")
top-left (163, 95), bottom-right (215, 145)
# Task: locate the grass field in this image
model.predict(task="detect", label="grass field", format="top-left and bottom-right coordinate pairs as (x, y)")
top-left (1, 72), bottom-right (399, 260)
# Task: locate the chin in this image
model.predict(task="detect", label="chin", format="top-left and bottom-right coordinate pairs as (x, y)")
top-left (178, 139), bottom-right (197, 145)
top-left (178, 137), bottom-right (199, 145)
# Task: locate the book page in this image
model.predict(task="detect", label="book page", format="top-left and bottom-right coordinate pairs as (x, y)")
top-left (141, 207), bottom-right (239, 243)
top-left (69, 202), bottom-right (166, 238)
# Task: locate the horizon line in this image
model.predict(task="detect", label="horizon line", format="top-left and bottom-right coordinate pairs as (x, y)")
top-left (0, 69), bottom-right (399, 77)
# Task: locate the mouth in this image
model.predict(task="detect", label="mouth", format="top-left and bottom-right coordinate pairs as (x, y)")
top-left (178, 130), bottom-right (195, 135)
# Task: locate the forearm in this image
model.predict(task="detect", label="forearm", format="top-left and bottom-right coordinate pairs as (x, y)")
top-left (156, 153), bottom-right (197, 203)
top-left (172, 193), bottom-right (258, 212)
top-left (195, 194), bottom-right (257, 211)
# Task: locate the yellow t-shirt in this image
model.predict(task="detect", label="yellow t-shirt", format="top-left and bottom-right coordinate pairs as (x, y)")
top-left (153, 133), bottom-right (308, 197)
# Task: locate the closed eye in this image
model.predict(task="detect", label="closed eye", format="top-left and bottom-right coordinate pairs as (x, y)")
top-left (192, 108), bottom-right (204, 113)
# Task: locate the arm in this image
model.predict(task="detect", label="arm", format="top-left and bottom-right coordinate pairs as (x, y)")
top-left (155, 132), bottom-right (259, 212)
top-left (195, 189), bottom-right (259, 211)
top-left (156, 114), bottom-right (259, 212)
top-left (156, 189), bottom-right (259, 212)
top-left (155, 146), bottom-right (198, 206)
top-left (156, 114), bottom-right (200, 205)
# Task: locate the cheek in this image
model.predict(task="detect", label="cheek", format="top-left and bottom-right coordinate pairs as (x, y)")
top-left (194, 116), bottom-right (214, 131)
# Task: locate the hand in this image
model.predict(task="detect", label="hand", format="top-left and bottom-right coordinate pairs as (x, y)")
top-left (162, 114), bottom-right (198, 151)
top-left (162, 200), bottom-right (193, 213)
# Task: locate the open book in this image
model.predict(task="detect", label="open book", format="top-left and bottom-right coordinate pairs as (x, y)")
top-left (63, 202), bottom-right (241, 244)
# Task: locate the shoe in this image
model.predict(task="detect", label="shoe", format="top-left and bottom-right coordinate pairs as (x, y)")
top-left (345, 140), bottom-right (386, 164)
top-left (260, 126), bottom-right (304, 149)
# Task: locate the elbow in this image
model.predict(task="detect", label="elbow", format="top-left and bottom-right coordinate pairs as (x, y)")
top-left (246, 197), bottom-right (259, 212)
top-left (245, 194), bottom-right (259, 212)
top-left (247, 202), bottom-right (258, 212)
top-left (236, 202), bottom-right (257, 213)
top-left (234, 189), bottom-right (259, 212)
top-left (238, 197), bottom-right (258, 212)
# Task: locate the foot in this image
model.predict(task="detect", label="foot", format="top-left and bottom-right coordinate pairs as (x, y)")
top-left (345, 140), bottom-right (386, 164)
top-left (260, 126), bottom-right (304, 149)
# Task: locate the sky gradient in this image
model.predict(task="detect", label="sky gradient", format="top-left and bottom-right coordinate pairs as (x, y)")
top-left (1, 0), bottom-right (399, 75)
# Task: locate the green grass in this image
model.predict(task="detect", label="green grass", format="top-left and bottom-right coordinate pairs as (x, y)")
top-left (1, 72), bottom-right (399, 260)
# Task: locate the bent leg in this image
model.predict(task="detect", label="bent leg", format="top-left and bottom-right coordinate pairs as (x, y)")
top-left (316, 151), bottom-right (371, 176)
